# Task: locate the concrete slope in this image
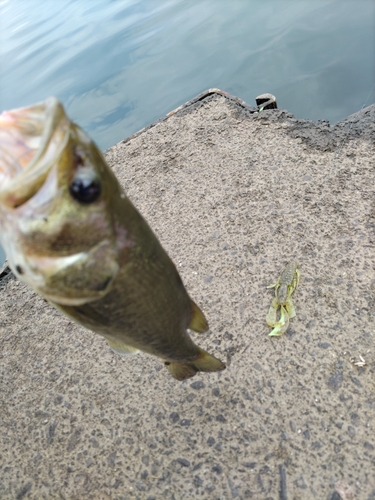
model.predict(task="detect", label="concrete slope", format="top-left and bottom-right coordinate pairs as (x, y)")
top-left (1, 90), bottom-right (374, 499)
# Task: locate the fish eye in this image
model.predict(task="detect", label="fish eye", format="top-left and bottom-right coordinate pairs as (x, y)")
top-left (69, 176), bottom-right (101, 204)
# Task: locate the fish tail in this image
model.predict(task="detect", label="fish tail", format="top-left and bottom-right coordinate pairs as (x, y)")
top-left (165, 347), bottom-right (226, 381)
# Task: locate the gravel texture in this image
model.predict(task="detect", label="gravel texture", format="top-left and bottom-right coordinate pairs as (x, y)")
top-left (1, 90), bottom-right (374, 499)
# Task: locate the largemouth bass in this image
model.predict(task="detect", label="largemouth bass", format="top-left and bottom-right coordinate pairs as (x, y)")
top-left (0, 97), bottom-right (226, 380)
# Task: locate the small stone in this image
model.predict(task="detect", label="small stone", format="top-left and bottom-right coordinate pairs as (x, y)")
top-left (317, 342), bottom-right (331, 349)
top-left (207, 437), bottom-right (215, 446)
top-left (205, 482), bottom-right (215, 492)
top-left (243, 462), bottom-right (257, 469)
top-left (47, 422), bottom-right (57, 443)
top-left (107, 452), bottom-right (117, 466)
top-left (350, 375), bottom-right (362, 387)
top-left (54, 394), bottom-right (63, 405)
top-left (364, 441), bottom-right (374, 450)
top-left (296, 476), bottom-right (308, 489)
top-left (286, 327), bottom-right (296, 337)
top-left (212, 464), bottom-right (222, 474)
top-left (330, 493), bottom-right (341, 500)
top-left (16, 482), bottom-right (32, 499)
top-left (241, 388), bottom-right (253, 401)
top-left (327, 371), bottom-right (343, 391)
top-left (177, 458), bottom-right (190, 467)
top-left (212, 388), bottom-right (220, 397)
top-left (169, 412), bottom-right (180, 423)
top-left (89, 438), bottom-right (99, 449)
top-left (214, 442), bottom-right (223, 452)
top-left (66, 428), bottom-right (82, 452)
top-left (113, 479), bottom-right (122, 489)
top-left (312, 441), bottom-right (322, 450)
top-left (347, 426), bottom-right (356, 438)
top-left (290, 420), bottom-right (296, 432)
top-left (194, 475), bottom-right (203, 486)
top-left (34, 410), bottom-right (50, 419)
top-left (228, 478), bottom-right (240, 498)
top-left (33, 454), bottom-right (42, 463)
top-left (190, 381), bottom-right (205, 390)
top-left (350, 412), bottom-right (360, 426)
top-left (216, 414), bottom-right (226, 423)
top-left (303, 429), bottom-right (310, 440)
top-left (180, 419), bottom-right (191, 427)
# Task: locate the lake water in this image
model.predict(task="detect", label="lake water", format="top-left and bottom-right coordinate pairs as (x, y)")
top-left (1, 0), bottom-right (374, 266)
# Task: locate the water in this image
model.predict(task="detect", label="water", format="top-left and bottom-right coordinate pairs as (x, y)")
top-left (0, 0), bottom-right (374, 266)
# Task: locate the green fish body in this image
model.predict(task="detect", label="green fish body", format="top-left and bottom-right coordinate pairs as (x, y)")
top-left (0, 98), bottom-right (225, 380)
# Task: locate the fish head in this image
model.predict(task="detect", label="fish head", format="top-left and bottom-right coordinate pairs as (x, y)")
top-left (0, 97), bottom-right (126, 305)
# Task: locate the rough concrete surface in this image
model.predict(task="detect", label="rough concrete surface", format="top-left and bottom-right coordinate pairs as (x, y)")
top-left (1, 90), bottom-right (375, 500)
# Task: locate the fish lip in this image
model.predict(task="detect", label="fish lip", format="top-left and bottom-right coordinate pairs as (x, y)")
top-left (6, 250), bottom-right (111, 306)
top-left (6, 239), bottom-right (120, 306)
top-left (0, 97), bottom-right (70, 208)
top-left (6, 250), bottom-right (87, 293)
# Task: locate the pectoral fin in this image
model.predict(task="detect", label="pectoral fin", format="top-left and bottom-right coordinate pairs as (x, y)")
top-left (105, 337), bottom-right (139, 356)
top-left (189, 300), bottom-right (209, 333)
top-left (164, 347), bottom-right (226, 381)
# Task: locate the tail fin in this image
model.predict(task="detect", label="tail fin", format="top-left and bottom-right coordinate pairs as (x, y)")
top-left (165, 347), bottom-right (226, 381)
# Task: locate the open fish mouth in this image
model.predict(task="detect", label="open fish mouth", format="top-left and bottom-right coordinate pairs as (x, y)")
top-left (0, 97), bottom-right (70, 208)
top-left (0, 97), bottom-right (119, 305)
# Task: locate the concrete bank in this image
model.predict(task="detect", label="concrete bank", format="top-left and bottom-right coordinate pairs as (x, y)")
top-left (1, 90), bottom-right (374, 499)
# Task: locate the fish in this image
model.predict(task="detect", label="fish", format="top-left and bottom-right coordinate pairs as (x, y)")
top-left (0, 97), bottom-right (226, 381)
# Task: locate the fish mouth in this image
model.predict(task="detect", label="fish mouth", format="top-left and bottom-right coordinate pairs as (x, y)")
top-left (0, 97), bottom-right (70, 208)
top-left (20, 239), bottom-right (120, 306)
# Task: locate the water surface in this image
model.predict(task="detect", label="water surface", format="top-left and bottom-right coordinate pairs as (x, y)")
top-left (1, 0), bottom-right (374, 265)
